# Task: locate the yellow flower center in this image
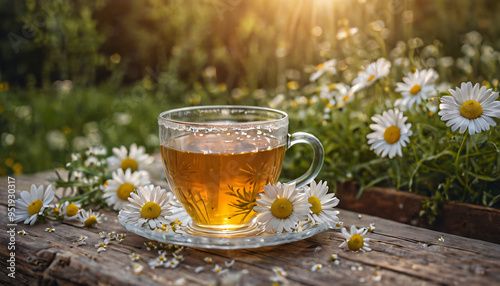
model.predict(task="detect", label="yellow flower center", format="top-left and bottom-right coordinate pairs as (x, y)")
top-left (117, 183), bottom-right (135, 201)
top-left (347, 234), bottom-right (364, 251)
top-left (271, 197), bottom-right (293, 219)
top-left (329, 83), bottom-right (336, 90)
top-left (342, 95), bottom-right (349, 102)
top-left (317, 63), bottom-right (325, 71)
top-left (409, 84), bottom-right (421, 95)
top-left (367, 75), bottom-right (375, 82)
top-left (308, 196), bottom-right (322, 215)
top-left (66, 203), bottom-right (79, 217)
top-left (28, 199), bottom-right (43, 216)
top-left (383, 126), bottom-right (401, 144)
top-left (140, 202), bottom-right (161, 219)
top-left (460, 100), bottom-right (483, 119)
top-left (84, 216), bottom-right (97, 227)
top-left (120, 158), bottom-right (138, 172)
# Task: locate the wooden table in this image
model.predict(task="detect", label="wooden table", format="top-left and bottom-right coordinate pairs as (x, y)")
top-left (2, 171), bottom-right (500, 285)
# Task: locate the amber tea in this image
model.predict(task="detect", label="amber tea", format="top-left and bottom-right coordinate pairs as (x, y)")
top-left (158, 106), bottom-right (324, 235)
top-left (161, 132), bottom-right (285, 228)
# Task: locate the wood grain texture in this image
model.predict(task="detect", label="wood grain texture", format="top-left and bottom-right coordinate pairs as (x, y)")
top-left (1, 172), bottom-right (500, 285)
top-left (336, 181), bottom-right (500, 244)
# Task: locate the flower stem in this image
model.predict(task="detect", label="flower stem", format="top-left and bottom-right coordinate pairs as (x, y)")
top-left (454, 132), bottom-right (474, 200)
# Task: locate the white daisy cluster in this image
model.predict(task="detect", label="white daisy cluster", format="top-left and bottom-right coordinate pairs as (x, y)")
top-left (94, 230), bottom-right (127, 253)
top-left (253, 180), bottom-right (342, 234)
top-left (56, 143), bottom-right (155, 213)
top-left (148, 250), bottom-right (181, 269)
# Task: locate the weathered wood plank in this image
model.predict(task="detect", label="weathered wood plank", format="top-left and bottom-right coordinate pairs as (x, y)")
top-left (336, 181), bottom-right (500, 244)
top-left (1, 173), bottom-right (500, 285)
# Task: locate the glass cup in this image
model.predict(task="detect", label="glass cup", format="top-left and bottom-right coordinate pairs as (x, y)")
top-left (158, 106), bottom-right (324, 236)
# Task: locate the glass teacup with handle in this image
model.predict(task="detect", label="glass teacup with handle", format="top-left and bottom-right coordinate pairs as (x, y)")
top-left (158, 106), bottom-right (324, 236)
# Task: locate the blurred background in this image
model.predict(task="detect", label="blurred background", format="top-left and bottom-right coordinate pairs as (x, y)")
top-left (1, 0), bottom-right (499, 181)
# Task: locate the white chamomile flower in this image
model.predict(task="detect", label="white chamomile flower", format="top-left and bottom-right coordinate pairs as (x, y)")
top-left (204, 257), bottom-right (212, 263)
top-left (118, 184), bottom-right (173, 229)
top-left (73, 235), bottom-right (88, 246)
top-left (438, 82), bottom-right (500, 135)
top-left (84, 155), bottom-right (100, 167)
top-left (272, 266), bottom-right (287, 277)
top-left (17, 230), bottom-right (28, 235)
top-left (78, 209), bottom-right (104, 228)
top-left (337, 27), bottom-right (359, 40)
top-left (14, 184), bottom-right (55, 225)
top-left (212, 264), bottom-right (223, 274)
top-left (311, 263), bottom-right (323, 271)
top-left (395, 68), bottom-right (439, 111)
top-left (103, 168), bottom-right (150, 211)
top-left (95, 239), bottom-right (109, 253)
top-left (132, 263), bottom-right (144, 275)
top-left (304, 180), bottom-right (340, 227)
top-left (45, 227), bottom-right (55, 232)
top-left (339, 225), bottom-right (372, 252)
top-left (331, 83), bottom-right (352, 106)
top-left (106, 143), bottom-right (154, 173)
top-left (129, 253), bottom-right (141, 262)
top-left (351, 58), bottom-right (391, 91)
top-left (310, 59), bottom-right (337, 82)
top-left (368, 223), bottom-right (376, 232)
top-left (86, 146), bottom-right (107, 156)
top-left (59, 201), bottom-right (81, 220)
top-left (254, 182), bottom-right (310, 234)
top-left (149, 250), bottom-right (168, 268)
top-left (367, 109), bottom-right (412, 158)
top-left (166, 258), bottom-right (180, 269)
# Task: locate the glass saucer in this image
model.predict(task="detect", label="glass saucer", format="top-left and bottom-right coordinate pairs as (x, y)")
top-left (118, 217), bottom-right (330, 250)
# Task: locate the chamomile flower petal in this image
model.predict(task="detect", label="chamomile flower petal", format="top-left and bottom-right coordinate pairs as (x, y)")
top-left (254, 182), bottom-right (310, 233)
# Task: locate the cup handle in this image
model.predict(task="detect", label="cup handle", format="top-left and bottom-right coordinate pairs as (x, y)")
top-left (287, 132), bottom-right (325, 189)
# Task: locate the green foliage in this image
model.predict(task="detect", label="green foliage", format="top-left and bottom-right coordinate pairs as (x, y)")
top-left (1, 0), bottom-right (500, 214)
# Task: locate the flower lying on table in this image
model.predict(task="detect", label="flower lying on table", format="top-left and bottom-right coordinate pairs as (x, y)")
top-left (78, 209), bottom-right (104, 228)
top-left (14, 184), bottom-right (54, 225)
top-left (338, 225), bottom-right (372, 252)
